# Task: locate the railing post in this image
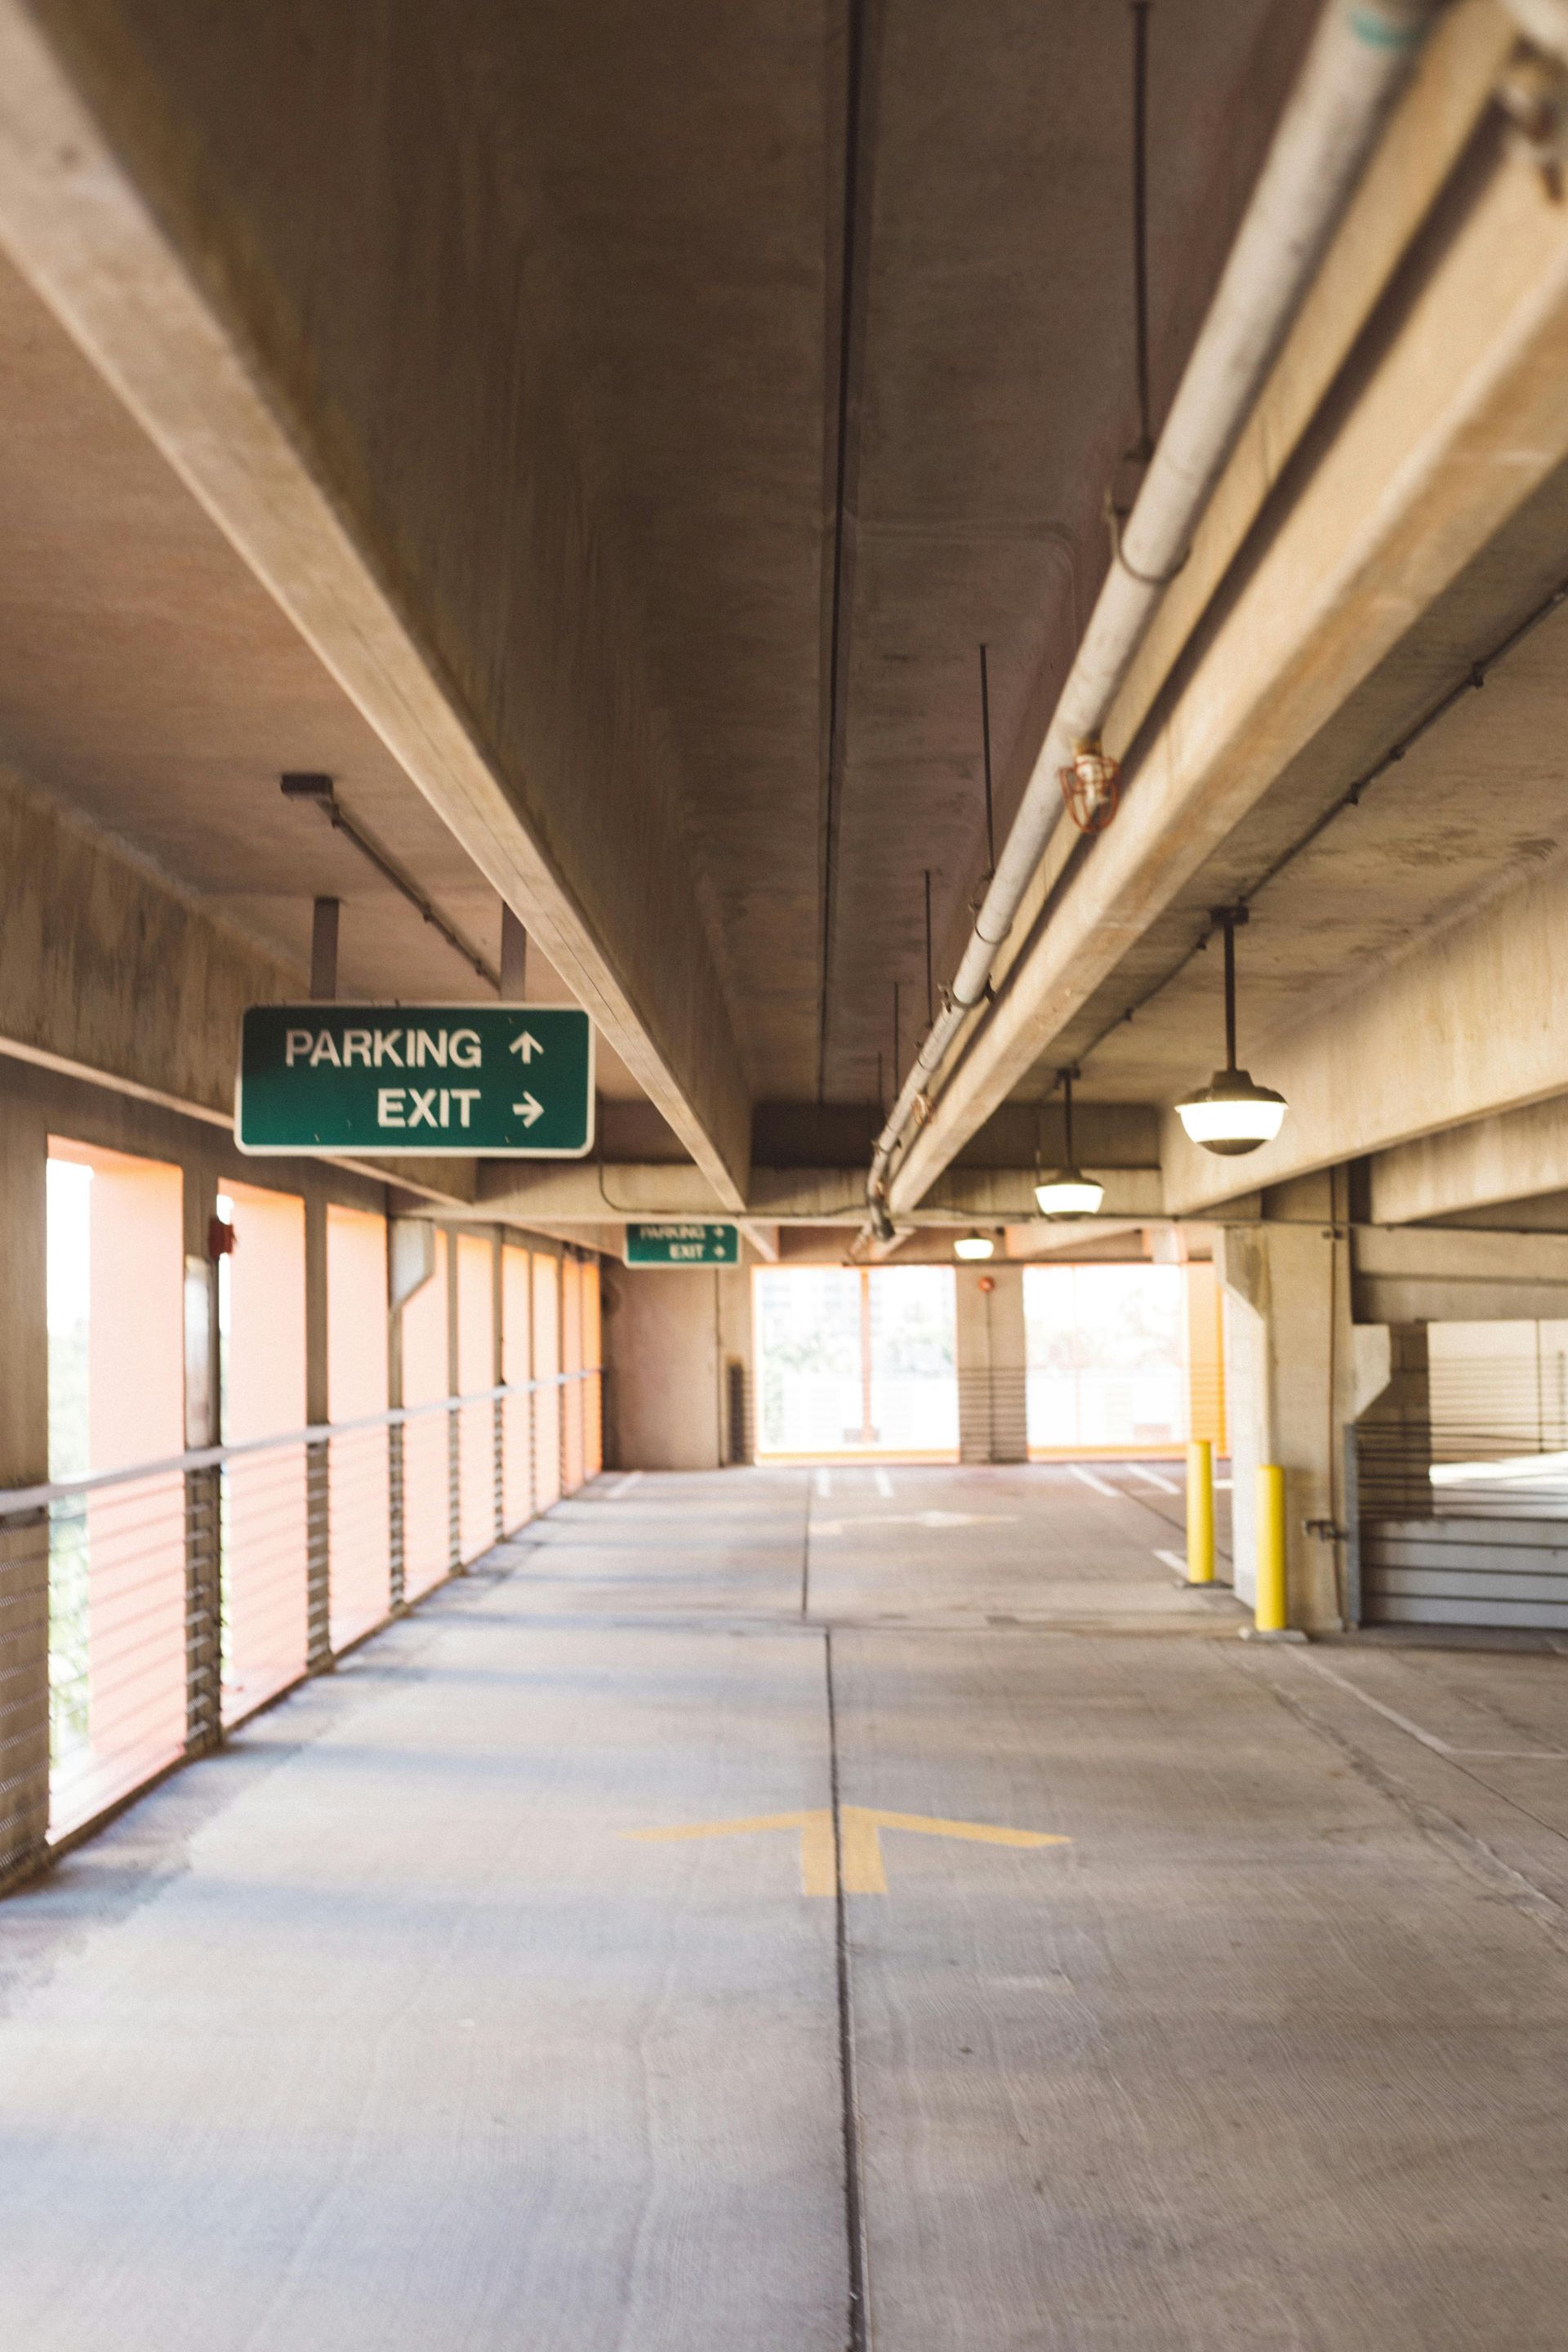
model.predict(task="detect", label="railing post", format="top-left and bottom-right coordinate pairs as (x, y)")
top-left (1343, 1423), bottom-right (1363, 1629)
top-left (303, 1199), bottom-right (332, 1669)
top-left (386, 1268), bottom-right (408, 1611)
top-left (447, 1400), bottom-right (462, 1573)
top-left (387, 1418), bottom-right (406, 1610)
top-left (492, 1231), bottom-right (506, 1543)
top-left (447, 1237), bottom-right (462, 1573)
top-left (181, 1236), bottom-right (222, 1755)
top-left (0, 1504), bottom-right (50, 1887)
top-left (304, 1437), bottom-right (332, 1671)
top-left (1, 1102), bottom-right (51, 1884)
top-left (183, 1463), bottom-right (223, 1753)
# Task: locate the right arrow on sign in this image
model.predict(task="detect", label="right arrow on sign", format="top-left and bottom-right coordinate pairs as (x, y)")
top-left (512, 1094), bottom-right (544, 1127)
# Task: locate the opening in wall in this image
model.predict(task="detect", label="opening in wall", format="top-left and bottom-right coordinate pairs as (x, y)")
top-left (45, 1138), bottom-right (184, 1835)
top-left (1023, 1262), bottom-right (1224, 1459)
top-left (752, 1266), bottom-right (959, 1461)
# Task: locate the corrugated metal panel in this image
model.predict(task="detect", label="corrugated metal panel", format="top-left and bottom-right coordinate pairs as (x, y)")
top-left (1362, 1517), bottom-right (1568, 1628)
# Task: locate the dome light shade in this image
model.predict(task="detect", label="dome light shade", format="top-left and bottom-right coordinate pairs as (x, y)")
top-left (1175, 1067), bottom-right (1287, 1156)
top-left (1035, 1068), bottom-right (1103, 1221)
top-left (1034, 1169), bottom-right (1106, 1218)
top-left (953, 1231), bottom-right (996, 1262)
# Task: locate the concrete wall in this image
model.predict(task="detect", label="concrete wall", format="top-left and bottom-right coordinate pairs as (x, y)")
top-left (0, 1045), bottom-right (602, 1873)
top-left (603, 1264), bottom-right (751, 1472)
top-left (955, 1267), bottom-right (1027, 1465)
top-left (1, 0), bottom-right (751, 1192)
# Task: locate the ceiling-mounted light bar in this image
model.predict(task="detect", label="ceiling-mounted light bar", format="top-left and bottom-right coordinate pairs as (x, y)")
top-left (1175, 909), bottom-right (1286, 1156)
top-left (1035, 1069), bottom-right (1106, 1217)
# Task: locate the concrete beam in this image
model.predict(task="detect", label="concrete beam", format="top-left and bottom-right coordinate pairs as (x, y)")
top-left (1164, 848), bottom-right (1568, 1217)
top-left (0, 0), bottom-right (750, 1207)
top-left (1352, 1223), bottom-right (1568, 1323)
top-left (890, 41), bottom-right (1568, 1210)
top-left (0, 760), bottom-right (477, 1205)
top-left (1001, 1218), bottom-right (1154, 1263)
top-left (1370, 1094), bottom-right (1568, 1225)
top-left (474, 1160), bottom-right (1163, 1227)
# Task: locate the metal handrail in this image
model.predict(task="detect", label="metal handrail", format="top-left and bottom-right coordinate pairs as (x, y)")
top-left (0, 1368), bottom-right (602, 1517)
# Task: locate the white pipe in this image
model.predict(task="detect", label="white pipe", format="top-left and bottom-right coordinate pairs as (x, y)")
top-left (866, 0), bottom-right (1447, 1227)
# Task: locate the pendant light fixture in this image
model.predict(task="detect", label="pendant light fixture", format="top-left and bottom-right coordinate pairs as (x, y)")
top-left (1176, 907), bottom-right (1287, 1155)
top-left (954, 1231), bottom-right (996, 1262)
top-left (1035, 1070), bottom-right (1105, 1217)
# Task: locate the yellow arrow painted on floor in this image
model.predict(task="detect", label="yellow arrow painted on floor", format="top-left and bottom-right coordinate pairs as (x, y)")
top-left (627, 1806), bottom-right (1068, 1896)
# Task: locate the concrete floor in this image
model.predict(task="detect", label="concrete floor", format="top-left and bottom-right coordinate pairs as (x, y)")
top-left (6, 1466), bottom-right (1568, 2348)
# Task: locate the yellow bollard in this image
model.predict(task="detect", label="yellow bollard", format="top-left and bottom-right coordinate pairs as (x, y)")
top-left (1254, 1463), bottom-right (1288, 1633)
top-left (1185, 1440), bottom-right (1214, 1585)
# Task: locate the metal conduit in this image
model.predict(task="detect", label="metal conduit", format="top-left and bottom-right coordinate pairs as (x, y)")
top-left (866, 0), bottom-right (1446, 1233)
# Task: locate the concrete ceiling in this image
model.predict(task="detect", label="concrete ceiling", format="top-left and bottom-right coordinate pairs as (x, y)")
top-left (459, 0), bottom-right (1311, 1101)
top-left (0, 247), bottom-right (654, 1093)
top-left (1035, 448), bottom-right (1568, 1116)
top-left (0, 0), bottom-right (1307, 1120)
top-left (10, 0), bottom-right (1568, 1227)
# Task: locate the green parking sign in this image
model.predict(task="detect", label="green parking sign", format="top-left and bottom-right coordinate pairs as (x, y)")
top-left (236, 1004), bottom-right (594, 1156)
top-left (625, 1222), bottom-right (740, 1267)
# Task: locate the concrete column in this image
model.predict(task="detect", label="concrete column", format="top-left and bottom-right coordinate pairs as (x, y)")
top-left (1217, 1173), bottom-right (1354, 1631)
top-left (0, 1094), bottom-right (49, 1883)
top-left (955, 1266), bottom-right (1027, 1465)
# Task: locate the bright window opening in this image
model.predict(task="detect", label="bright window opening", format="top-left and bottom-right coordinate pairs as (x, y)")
top-left (45, 1138), bottom-right (185, 1833)
top-left (1025, 1261), bottom-right (1223, 1457)
top-left (753, 1266), bottom-right (958, 1459)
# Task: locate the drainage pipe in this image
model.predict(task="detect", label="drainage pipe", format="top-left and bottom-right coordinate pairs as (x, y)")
top-left (866, 0), bottom-right (1446, 1232)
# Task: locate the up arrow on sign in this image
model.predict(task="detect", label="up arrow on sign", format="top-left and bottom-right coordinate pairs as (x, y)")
top-left (509, 1031), bottom-right (545, 1063)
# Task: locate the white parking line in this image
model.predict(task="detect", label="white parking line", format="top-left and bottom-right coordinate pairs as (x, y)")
top-left (607, 1471), bottom-right (643, 1498)
top-left (1069, 1465), bottom-right (1120, 1499)
top-left (1130, 1468), bottom-right (1179, 1493)
top-left (1294, 1652), bottom-right (1568, 1761)
top-left (1154, 1548), bottom-right (1189, 1575)
top-left (815, 1468), bottom-right (833, 1499)
top-left (874, 1468), bottom-right (893, 1498)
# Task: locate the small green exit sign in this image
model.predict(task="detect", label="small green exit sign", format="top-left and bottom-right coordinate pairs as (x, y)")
top-left (625, 1222), bottom-right (740, 1267)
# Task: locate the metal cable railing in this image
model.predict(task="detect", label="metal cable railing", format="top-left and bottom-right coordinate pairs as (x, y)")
top-left (0, 1370), bottom-right (601, 1857)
